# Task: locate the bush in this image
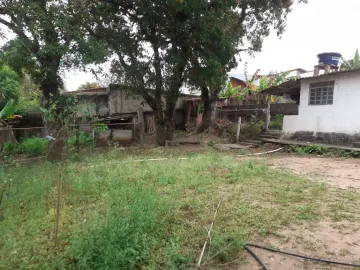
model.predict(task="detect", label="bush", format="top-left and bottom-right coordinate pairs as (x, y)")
top-left (3, 138), bottom-right (48, 156)
top-left (287, 145), bottom-right (360, 158)
top-left (288, 145), bottom-right (328, 155)
top-left (240, 120), bottom-right (264, 139)
top-left (269, 114), bottom-right (284, 130)
top-left (339, 150), bottom-right (360, 158)
top-left (67, 131), bottom-right (94, 147)
top-left (213, 118), bottom-right (237, 141)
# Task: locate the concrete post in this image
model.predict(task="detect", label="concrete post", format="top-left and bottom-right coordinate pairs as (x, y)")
top-left (236, 117), bottom-right (241, 143)
top-left (265, 96), bottom-right (271, 131)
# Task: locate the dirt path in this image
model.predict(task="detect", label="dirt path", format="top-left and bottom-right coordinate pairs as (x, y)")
top-left (270, 155), bottom-right (360, 190)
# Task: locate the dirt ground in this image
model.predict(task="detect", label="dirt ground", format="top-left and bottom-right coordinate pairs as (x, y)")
top-left (238, 220), bottom-right (360, 270)
top-left (235, 154), bottom-right (360, 270)
top-left (270, 155), bottom-right (360, 190)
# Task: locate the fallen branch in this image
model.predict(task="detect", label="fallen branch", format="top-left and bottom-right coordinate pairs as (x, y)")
top-left (196, 199), bottom-right (222, 269)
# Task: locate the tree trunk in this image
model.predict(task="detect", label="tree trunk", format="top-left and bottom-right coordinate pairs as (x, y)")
top-left (153, 104), bottom-right (176, 146)
top-left (164, 118), bottom-right (174, 141)
top-left (198, 87), bottom-right (217, 132)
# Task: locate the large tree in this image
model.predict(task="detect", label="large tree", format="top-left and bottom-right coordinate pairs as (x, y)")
top-left (189, 0), bottom-right (307, 131)
top-left (76, 0), bottom-right (243, 145)
top-left (0, 0), bottom-right (107, 103)
top-left (78, 0), bottom-right (306, 145)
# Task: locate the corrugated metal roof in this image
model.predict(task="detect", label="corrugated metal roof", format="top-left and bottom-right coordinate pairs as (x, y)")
top-left (262, 79), bottom-right (301, 95)
top-left (69, 87), bottom-right (107, 95)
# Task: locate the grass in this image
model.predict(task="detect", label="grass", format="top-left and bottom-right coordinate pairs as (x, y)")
top-left (0, 148), bottom-right (360, 269)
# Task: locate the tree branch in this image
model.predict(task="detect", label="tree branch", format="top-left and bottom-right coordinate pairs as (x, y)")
top-left (239, 2), bottom-right (248, 24)
top-left (0, 17), bottom-right (38, 53)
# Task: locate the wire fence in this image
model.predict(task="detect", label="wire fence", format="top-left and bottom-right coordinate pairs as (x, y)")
top-left (0, 122), bottom-right (143, 148)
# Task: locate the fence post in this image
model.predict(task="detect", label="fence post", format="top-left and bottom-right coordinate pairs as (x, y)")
top-left (236, 117), bottom-right (241, 143)
top-left (265, 96), bottom-right (271, 131)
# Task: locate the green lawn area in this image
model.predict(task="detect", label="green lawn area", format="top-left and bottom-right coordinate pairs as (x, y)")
top-left (1, 148), bottom-right (359, 269)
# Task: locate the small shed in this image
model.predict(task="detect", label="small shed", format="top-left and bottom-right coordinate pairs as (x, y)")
top-left (263, 69), bottom-right (360, 146)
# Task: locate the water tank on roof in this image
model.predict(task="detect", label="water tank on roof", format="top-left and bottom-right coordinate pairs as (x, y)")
top-left (317, 52), bottom-right (342, 66)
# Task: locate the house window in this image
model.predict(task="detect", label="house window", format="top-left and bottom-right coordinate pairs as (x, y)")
top-left (309, 81), bottom-right (334, 105)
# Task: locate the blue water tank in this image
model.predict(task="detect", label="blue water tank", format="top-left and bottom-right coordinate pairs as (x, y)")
top-left (317, 52), bottom-right (342, 66)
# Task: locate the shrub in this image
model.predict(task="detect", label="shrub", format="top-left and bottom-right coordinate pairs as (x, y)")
top-left (287, 145), bottom-right (360, 158)
top-left (339, 149), bottom-right (360, 158)
top-left (3, 138), bottom-right (48, 156)
top-left (213, 118), bottom-right (237, 141)
top-left (67, 131), bottom-right (94, 147)
top-left (287, 145), bottom-right (328, 155)
top-left (240, 120), bottom-right (264, 139)
top-left (269, 114), bottom-right (284, 130)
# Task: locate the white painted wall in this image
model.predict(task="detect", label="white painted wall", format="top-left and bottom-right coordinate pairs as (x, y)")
top-left (283, 71), bottom-right (360, 136)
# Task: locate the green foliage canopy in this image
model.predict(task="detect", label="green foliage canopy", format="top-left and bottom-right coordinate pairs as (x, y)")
top-left (0, 0), bottom-right (108, 101)
top-left (77, 82), bottom-right (102, 91)
top-left (341, 49), bottom-right (360, 71)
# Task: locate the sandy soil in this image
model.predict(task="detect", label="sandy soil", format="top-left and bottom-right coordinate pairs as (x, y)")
top-left (232, 154), bottom-right (360, 270)
top-left (270, 155), bottom-right (360, 190)
top-left (237, 220), bottom-right (360, 270)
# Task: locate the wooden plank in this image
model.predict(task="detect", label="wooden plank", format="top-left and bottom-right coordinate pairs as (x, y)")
top-left (219, 103), bottom-right (298, 117)
top-left (260, 138), bottom-right (360, 151)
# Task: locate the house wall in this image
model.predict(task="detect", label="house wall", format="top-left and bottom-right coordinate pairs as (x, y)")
top-left (108, 88), bottom-right (186, 115)
top-left (75, 86), bottom-right (189, 131)
top-left (282, 71), bottom-right (360, 145)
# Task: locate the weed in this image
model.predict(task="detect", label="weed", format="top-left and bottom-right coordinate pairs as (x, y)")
top-left (287, 145), bottom-right (360, 158)
top-left (67, 131), bottom-right (94, 147)
top-left (70, 185), bottom-right (177, 269)
top-left (269, 114), bottom-right (284, 130)
top-left (1, 149), bottom-right (359, 269)
top-left (288, 145), bottom-right (328, 155)
top-left (3, 137), bottom-right (48, 156)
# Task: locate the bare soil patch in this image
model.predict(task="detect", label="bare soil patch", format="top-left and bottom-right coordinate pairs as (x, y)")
top-left (237, 220), bottom-right (360, 270)
top-left (270, 155), bottom-right (360, 189)
top-left (230, 154), bottom-right (360, 270)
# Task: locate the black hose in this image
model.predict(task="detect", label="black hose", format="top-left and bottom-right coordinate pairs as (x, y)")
top-left (245, 243), bottom-right (360, 268)
top-left (244, 245), bottom-right (268, 270)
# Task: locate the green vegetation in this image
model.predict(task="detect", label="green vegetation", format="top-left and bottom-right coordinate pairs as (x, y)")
top-left (269, 114), bottom-right (284, 130)
top-left (1, 149), bottom-right (359, 269)
top-left (341, 49), bottom-right (360, 71)
top-left (287, 145), bottom-right (360, 158)
top-left (77, 82), bottom-right (102, 91)
top-left (67, 132), bottom-right (94, 148)
top-left (0, 65), bottom-right (20, 120)
top-left (3, 138), bottom-right (48, 157)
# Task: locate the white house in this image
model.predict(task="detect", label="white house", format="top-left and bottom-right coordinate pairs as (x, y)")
top-left (263, 69), bottom-right (360, 146)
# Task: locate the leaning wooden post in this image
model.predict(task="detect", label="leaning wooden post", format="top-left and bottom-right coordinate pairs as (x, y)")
top-left (55, 172), bottom-right (62, 246)
top-left (236, 117), bottom-right (241, 143)
top-left (265, 95), bottom-right (271, 131)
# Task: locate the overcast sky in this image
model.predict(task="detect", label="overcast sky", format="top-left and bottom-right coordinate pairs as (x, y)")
top-left (1, 0), bottom-right (359, 90)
